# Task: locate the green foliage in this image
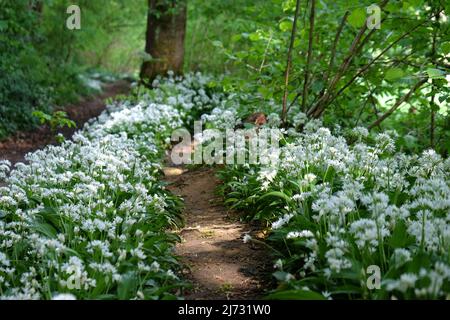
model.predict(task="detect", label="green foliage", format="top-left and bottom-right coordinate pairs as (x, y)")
top-left (32, 110), bottom-right (76, 142)
top-left (184, 0), bottom-right (281, 74)
top-left (187, 0), bottom-right (450, 155)
top-left (214, 127), bottom-right (450, 299)
top-left (0, 0), bottom-right (90, 140)
top-left (0, 0), bottom-right (146, 140)
top-left (0, 74), bottom-right (198, 300)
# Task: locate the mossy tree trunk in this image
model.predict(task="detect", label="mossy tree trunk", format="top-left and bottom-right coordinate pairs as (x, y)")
top-left (140, 0), bottom-right (187, 84)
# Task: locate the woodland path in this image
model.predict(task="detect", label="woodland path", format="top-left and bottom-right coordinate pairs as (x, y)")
top-left (164, 164), bottom-right (272, 300)
top-left (0, 80), bottom-right (273, 299)
top-left (0, 80), bottom-right (130, 165)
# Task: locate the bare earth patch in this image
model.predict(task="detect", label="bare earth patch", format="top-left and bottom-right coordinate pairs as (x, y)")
top-left (164, 165), bottom-right (272, 300)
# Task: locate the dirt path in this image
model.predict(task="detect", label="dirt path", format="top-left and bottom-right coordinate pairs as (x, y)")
top-left (164, 165), bottom-right (272, 300)
top-left (0, 80), bottom-right (130, 165)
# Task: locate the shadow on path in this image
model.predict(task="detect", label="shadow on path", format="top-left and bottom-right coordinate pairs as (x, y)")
top-left (164, 165), bottom-right (273, 300)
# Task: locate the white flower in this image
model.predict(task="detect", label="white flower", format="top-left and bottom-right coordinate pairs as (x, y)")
top-left (52, 293), bottom-right (77, 300)
top-left (386, 273), bottom-right (418, 293)
top-left (393, 249), bottom-right (412, 266)
top-left (271, 213), bottom-right (294, 230)
top-left (243, 234), bottom-right (252, 243)
top-left (273, 259), bottom-right (283, 270)
top-left (286, 230), bottom-right (314, 239)
top-left (351, 127), bottom-right (369, 138)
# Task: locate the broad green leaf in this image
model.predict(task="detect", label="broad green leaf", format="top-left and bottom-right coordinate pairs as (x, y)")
top-left (404, 0), bottom-right (423, 8)
top-left (348, 8), bottom-right (366, 28)
top-left (231, 34), bottom-right (242, 42)
top-left (385, 68), bottom-right (405, 81)
top-left (0, 20), bottom-right (7, 31)
top-left (266, 289), bottom-right (326, 300)
top-left (441, 42), bottom-right (450, 55)
top-left (259, 191), bottom-right (290, 203)
top-left (279, 20), bottom-right (292, 32)
top-left (388, 220), bottom-right (408, 248)
top-left (258, 86), bottom-right (272, 99)
top-left (273, 271), bottom-right (291, 281)
top-left (426, 68), bottom-right (445, 79)
top-left (282, 0), bottom-right (296, 12)
top-left (31, 220), bottom-right (57, 239)
top-left (249, 32), bottom-right (261, 41)
top-left (118, 272), bottom-right (139, 300)
top-left (331, 284), bottom-right (363, 295)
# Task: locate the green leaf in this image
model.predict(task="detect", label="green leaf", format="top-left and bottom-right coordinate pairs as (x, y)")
top-left (231, 34), bottom-right (242, 42)
top-left (441, 42), bottom-right (450, 55)
top-left (407, 252), bottom-right (431, 273)
top-left (211, 40), bottom-right (223, 47)
top-left (385, 68), bottom-right (405, 81)
top-left (266, 289), bottom-right (326, 300)
top-left (258, 86), bottom-right (272, 99)
top-left (426, 68), bottom-right (445, 79)
top-left (259, 191), bottom-right (290, 203)
top-left (282, 0), bottom-right (296, 12)
top-left (279, 20), bottom-right (292, 32)
top-left (348, 9), bottom-right (366, 28)
top-left (0, 20), bottom-right (7, 31)
top-left (31, 220), bottom-right (57, 239)
top-left (388, 220), bottom-right (408, 248)
top-left (273, 271), bottom-right (290, 281)
top-left (330, 284), bottom-right (363, 295)
top-left (118, 272), bottom-right (139, 300)
top-left (249, 32), bottom-right (261, 41)
top-left (404, 0), bottom-right (423, 8)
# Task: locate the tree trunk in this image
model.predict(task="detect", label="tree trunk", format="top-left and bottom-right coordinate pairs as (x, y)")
top-left (140, 0), bottom-right (187, 84)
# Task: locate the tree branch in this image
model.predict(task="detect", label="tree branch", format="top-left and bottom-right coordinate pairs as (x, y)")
top-left (430, 7), bottom-right (440, 148)
top-left (301, 0), bottom-right (316, 111)
top-left (307, 0), bottom-right (390, 118)
top-left (281, 0), bottom-right (302, 124)
top-left (327, 19), bottom-right (427, 106)
top-left (322, 11), bottom-right (350, 91)
top-left (368, 78), bottom-right (427, 130)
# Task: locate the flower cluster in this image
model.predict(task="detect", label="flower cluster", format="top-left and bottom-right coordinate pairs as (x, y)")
top-left (0, 73), bottom-right (219, 300)
top-left (211, 113), bottom-right (450, 299)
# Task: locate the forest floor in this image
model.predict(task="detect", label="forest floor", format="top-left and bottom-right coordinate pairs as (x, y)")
top-left (0, 80), bottom-right (130, 165)
top-left (164, 162), bottom-right (273, 300)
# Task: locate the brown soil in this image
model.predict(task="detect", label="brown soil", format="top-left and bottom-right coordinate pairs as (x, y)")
top-left (164, 165), bottom-right (272, 300)
top-left (0, 80), bottom-right (131, 165)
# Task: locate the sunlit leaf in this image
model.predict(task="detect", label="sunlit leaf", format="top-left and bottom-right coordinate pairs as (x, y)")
top-left (348, 8), bottom-right (366, 28)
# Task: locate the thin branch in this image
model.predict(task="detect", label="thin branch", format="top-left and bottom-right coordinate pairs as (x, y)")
top-left (327, 19), bottom-right (428, 106)
top-left (281, 0), bottom-right (302, 124)
top-left (307, 0), bottom-right (390, 118)
top-left (288, 10), bottom-right (348, 113)
top-left (322, 11), bottom-right (350, 90)
top-left (259, 32), bottom-right (273, 73)
top-left (287, 71), bottom-right (318, 114)
top-left (354, 16), bottom-right (389, 55)
top-left (368, 78), bottom-right (427, 130)
top-left (430, 8), bottom-right (440, 148)
top-left (308, 0), bottom-right (390, 118)
top-left (355, 81), bottom-right (378, 126)
top-left (301, 0), bottom-right (316, 111)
